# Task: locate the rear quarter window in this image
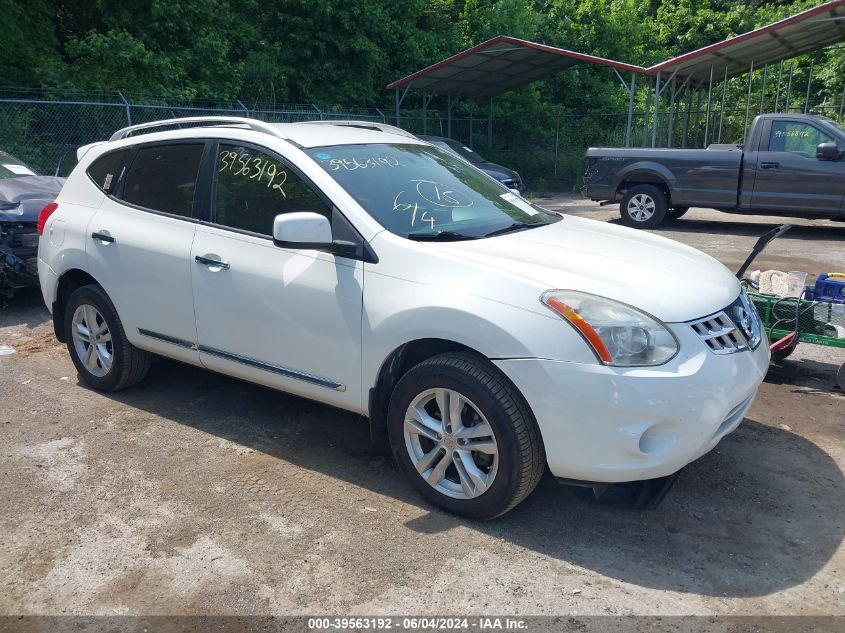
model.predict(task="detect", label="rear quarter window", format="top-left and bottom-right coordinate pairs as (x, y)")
top-left (122, 144), bottom-right (205, 217)
top-left (86, 149), bottom-right (130, 194)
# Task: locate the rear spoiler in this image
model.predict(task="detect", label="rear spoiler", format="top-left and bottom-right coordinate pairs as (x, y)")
top-left (76, 141), bottom-right (108, 162)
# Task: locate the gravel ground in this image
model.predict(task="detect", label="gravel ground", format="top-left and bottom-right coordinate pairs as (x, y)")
top-left (1, 198), bottom-right (843, 618)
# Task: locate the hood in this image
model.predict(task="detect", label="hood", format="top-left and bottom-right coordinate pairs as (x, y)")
top-left (0, 175), bottom-right (65, 222)
top-left (430, 215), bottom-right (740, 323)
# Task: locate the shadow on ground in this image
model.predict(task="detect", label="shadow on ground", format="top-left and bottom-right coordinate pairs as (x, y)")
top-left (766, 357), bottom-right (844, 391)
top-left (0, 288), bottom-right (49, 330)
top-left (618, 217), bottom-right (845, 241)
top-left (99, 358), bottom-right (845, 599)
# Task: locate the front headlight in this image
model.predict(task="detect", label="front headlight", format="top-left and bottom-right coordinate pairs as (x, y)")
top-left (541, 290), bottom-right (679, 366)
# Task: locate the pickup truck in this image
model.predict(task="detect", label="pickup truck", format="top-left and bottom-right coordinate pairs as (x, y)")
top-left (583, 113), bottom-right (845, 228)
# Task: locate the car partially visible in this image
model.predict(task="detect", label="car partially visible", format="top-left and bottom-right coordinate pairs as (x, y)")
top-left (0, 150), bottom-right (64, 302)
top-left (419, 136), bottom-right (524, 191)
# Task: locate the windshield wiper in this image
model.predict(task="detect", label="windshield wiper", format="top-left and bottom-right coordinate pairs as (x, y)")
top-left (406, 230), bottom-right (477, 242)
top-left (483, 221), bottom-right (544, 238)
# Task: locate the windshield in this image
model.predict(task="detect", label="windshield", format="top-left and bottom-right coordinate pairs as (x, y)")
top-left (0, 150), bottom-right (38, 179)
top-left (308, 143), bottom-right (556, 239)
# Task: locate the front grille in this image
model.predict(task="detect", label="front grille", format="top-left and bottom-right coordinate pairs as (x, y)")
top-left (689, 292), bottom-right (762, 355)
top-left (689, 311), bottom-right (749, 354)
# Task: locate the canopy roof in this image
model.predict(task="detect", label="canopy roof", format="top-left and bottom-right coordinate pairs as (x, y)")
top-left (387, 0), bottom-right (845, 96)
top-left (385, 36), bottom-right (645, 97)
top-left (650, 0), bottom-right (845, 82)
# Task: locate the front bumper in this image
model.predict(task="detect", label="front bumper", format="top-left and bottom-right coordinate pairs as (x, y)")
top-left (494, 323), bottom-right (770, 483)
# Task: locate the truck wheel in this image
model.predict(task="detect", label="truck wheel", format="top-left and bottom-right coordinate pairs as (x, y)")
top-left (64, 284), bottom-right (152, 391)
top-left (620, 185), bottom-right (668, 229)
top-left (387, 352), bottom-right (545, 520)
top-left (667, 207), bottom-right (689, 221)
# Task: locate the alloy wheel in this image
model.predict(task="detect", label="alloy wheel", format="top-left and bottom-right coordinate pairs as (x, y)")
top-left (627, 193), bottom-right (656, 222)
top-left (71, 304), bottom-right (113, 377)
top-left (403, 388), bottom-right (499, 500)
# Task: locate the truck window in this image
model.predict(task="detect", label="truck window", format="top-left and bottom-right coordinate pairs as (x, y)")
top-left (768, 121), bottom-right (833, 157)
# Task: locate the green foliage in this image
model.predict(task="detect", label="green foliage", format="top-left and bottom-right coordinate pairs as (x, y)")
top-left (0, 0), bottom-right (64, 87)
top-left (2, 0), bottom-right (842, 185)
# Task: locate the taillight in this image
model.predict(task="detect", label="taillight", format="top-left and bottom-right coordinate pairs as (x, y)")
top-left (37, 202), bottom-right (58, 236)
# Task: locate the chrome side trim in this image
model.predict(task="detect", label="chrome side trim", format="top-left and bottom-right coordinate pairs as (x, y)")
top-left (138, 328), bottom-right (197, 350)
top-left (198, 345), bottom-right (346, 392)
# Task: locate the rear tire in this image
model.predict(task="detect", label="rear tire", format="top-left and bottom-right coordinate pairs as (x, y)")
top-left (620, 184), bottom-right (668, 229)
top-left (64, 284), bottom-right (152, 391)
top-left (387, 352), bottom-right (545, 520)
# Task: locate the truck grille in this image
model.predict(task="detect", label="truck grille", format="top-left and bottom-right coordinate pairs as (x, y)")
top-left (689, 292), bottom-right (762, 355)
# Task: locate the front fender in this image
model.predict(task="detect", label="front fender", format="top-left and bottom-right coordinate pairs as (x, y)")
top-left (361, 269), bottom-right (598, 409)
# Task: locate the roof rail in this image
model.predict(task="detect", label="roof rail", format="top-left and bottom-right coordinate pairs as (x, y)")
top-left (298, 120), bottom-right (419, 140)
top-left (109, 116), bottom-right (287, 142)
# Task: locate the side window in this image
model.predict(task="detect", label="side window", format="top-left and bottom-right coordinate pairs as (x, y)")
top-left (87, 149), bottom-right (130, 195)
top-left (769, 121), bottom-right (833, 156)
top-left (213, 143), bottom-right (331, 235)
top-left (122, 144), bottom-right (205, 217)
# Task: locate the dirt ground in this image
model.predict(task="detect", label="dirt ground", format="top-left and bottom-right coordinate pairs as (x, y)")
top-left (1, 197), bottom-right (844, 618)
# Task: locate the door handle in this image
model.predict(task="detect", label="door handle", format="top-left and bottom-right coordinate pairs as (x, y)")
top-left (195, 255), bottom-right (230, 270)
top-left (91, 231), bottom-right (115, 243)
top-left (760, 161), bottom-right (779, 170)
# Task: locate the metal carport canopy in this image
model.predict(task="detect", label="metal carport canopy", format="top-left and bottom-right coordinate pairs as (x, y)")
top-left (387, 1), bottom-right (845, 96)
top-left (386, 35), bottom-right (646, 97)
top-left (647, 0), bottom-right (845, 81)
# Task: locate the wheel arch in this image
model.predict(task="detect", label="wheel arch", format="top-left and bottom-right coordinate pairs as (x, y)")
top-left (367, 338), bottom-right (530, 448)
top-left (53, 268), bottom-right (101, 342)
top-left (613, 162), bottom-right (677, 204)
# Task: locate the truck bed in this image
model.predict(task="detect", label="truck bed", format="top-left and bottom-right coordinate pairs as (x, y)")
top-left (584, 147), bottom-right (742, 209)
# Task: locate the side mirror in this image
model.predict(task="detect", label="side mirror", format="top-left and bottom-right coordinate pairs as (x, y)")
top-left (816, 142), bottom-right (841, 161)
top-left (272, 212), bottom-right (332, 249)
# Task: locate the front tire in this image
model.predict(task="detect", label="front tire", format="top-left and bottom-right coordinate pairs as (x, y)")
top-left (387, 352), bottom-right (545, 519)
top-left (620, 184), bottom-right (668, 229)
top-left (64, 284), bottom-right (152, 391)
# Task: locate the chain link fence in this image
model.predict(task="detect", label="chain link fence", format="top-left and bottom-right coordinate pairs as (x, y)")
top-left (387, 97), bottom-right (844, 190)
top-left (0, 92), bottom-right (386, 178)
top-left (2, 91), bottom-right (842, 190)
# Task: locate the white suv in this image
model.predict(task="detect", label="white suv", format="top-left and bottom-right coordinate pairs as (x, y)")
top-left (37, 117), bottom-right (769, 519)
